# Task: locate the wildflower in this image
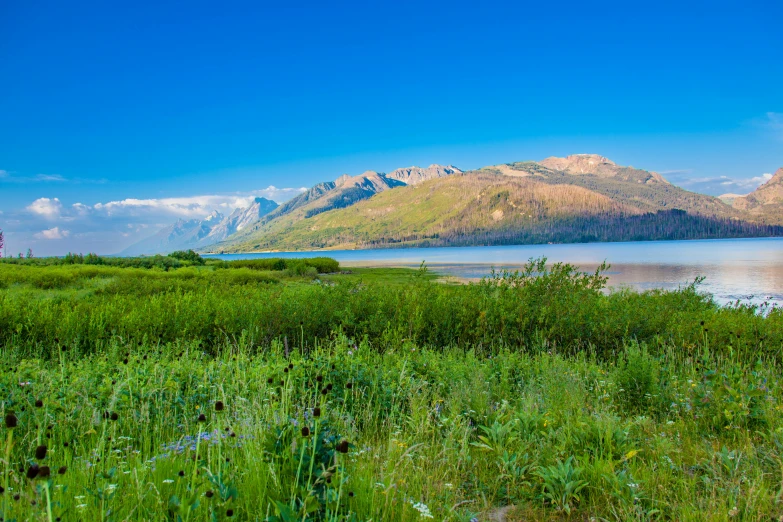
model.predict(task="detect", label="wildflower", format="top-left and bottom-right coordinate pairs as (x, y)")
top-left (35, 445), bottom-right (48, 460)
top-left (4, 414), bottom-right (17, 429)
top-left (162, 479), bottom-right (174, 484)
top-left (410, 501), bottom-right (434, 518)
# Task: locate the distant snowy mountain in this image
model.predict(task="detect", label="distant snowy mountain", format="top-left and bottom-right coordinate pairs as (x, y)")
top-left (121, 197), bottom-right (278, 255)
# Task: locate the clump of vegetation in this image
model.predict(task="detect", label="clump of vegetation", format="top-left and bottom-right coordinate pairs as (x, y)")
top-left (0, 256), bottom-right (782, 519)
top-left (217, 257), bottom-right (340, 274)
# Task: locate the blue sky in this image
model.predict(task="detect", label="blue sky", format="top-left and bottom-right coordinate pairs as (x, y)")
top-left (1, 1), bottom-right (781, 255)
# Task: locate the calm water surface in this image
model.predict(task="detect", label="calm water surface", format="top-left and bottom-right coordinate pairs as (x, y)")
top-left (208, 238), bottom-right (783, 308)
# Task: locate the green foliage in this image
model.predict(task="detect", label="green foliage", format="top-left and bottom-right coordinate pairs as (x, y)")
top-left (613, 342), bottom-right (661, 415)
top-left (1, 313), bottom-right (783, 519)
top-left (221, 257), bottom-right (339, 274)
top-left (534, 456), bottom-right (589, 514)
top-left (168, 249), bottom-right (205, 264)
top-left (0, 257), bottom-right (781, 361)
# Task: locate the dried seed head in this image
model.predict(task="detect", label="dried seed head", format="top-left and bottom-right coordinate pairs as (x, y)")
top-left (110, 412), bottom-right (119, 421)
top-left (198, 413), bottom-right (207, 423)
top-left (301, 426), bottom-right (310, 437)
top-left (267, 377), bottom-right (273, 384)
top-left (316, 375), bottom-right (323, 383)
top-left (26, 464), bottom-right (40, 479)
top-left (58, 466), bottom-right (67, 475)
top-left (348, 491), bottom-right (354, 497)
top-left (205, 490), bottom-right (214, 498)
top-left (321, 388), bottom-right (328, 395)
top-left (37, 466), bottom-right (51, 478)
top-left (4, 414), bottom-right (18, 429)
top-left (35, 445), bottom-right (48, 460)
top-left (346, 382), bottom-right (353, 389)
top-left (226, 509), bottom-right (234, 517)
top-left (215, 401), bottom-right (224, 412)
top-left (283, 367), bottom-right (289, 373)
top-left (178, 470), bottom-right (185, 477)
top-left (336, 440), bottom-right (349, 454)
top-left (288, 363), bottom-right (294, 369)
top-left (34, 399), bottom-right (43, 408)
top-left (313, 407), bottom-right (321, 417)
top-left (326, 383), bottom-right (333, 391)
top-left (279, 380), bottom-right (284, 386)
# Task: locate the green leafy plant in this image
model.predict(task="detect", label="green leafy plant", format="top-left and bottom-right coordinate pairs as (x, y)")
top-left (535, 456), bottom-right (589, 514)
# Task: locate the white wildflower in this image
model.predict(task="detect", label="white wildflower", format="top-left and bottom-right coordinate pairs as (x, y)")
top-left (410, 500), bottom-right (434, 519)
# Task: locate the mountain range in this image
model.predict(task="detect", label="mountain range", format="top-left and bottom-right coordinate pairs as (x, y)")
top-left (121, 155), bottom-right (783, 255)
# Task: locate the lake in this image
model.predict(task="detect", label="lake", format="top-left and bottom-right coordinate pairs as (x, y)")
top-left (207, 237), bottom-right (783, 308)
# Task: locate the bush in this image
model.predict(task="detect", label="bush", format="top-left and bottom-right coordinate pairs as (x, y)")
top-left (225, 257), bottom-right (339, 274)
top-left (168, 249), bottom-right (205, 265)
top-left (613, 342), bottom-right (661, 415)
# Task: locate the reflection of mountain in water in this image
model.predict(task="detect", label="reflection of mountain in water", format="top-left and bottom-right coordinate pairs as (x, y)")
top-left (209, 238), bottom-right (783, 309)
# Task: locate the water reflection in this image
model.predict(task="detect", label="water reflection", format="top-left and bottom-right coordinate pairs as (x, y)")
top-left (208, 237), bottom-right (783, 308)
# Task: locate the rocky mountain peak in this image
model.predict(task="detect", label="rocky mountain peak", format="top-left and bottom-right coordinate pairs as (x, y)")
top-left (539, 154), bottom-right (617, 173)
top-left (386, 164), bottom-right (462, 186)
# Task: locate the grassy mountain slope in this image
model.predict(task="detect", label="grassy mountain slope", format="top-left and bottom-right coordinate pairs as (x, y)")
top-left (729, 167), bottom-right (783, 225)
top-left (217, 170), bottom-right (781, 252)
top-left (488, 157), bottom-right (744, 218)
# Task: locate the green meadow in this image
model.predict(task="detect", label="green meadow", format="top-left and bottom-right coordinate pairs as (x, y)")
top-left (1, 254), bottom-right (782, 521)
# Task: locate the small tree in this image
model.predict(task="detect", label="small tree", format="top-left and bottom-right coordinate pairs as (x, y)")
top-left (26, 248), bottom-right (33, 259)
top-left (0, 228), bottom-right (4, 258)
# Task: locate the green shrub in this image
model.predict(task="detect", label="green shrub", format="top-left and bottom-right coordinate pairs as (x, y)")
top-left (168, 249), bottom-right (205, 264)
top-left (225, 257), bottom-right (339, 273)
top-left (613, 342), bottom-right (661, 415)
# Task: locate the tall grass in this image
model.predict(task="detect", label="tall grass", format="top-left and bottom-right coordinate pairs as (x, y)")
top-left (0, 258), bottom-right (780, 359)
top-left (1, 257), bottom-right (782, 520)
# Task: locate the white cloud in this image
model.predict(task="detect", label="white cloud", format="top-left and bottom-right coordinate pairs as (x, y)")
top-left (9, 186), bottom-right (306, 255)
top-left (0, 169), bottom-right (7, 178)
top-left (35, 174), bottom-right (66, 182)
top-left (91, 186), bottom-right (306, 219)
top-left (33, 227), bottom-right (70, 240)
top-left (732, 173), bottom-right (773, 188)
top-left (26, 197), bottom-right (63, 219)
